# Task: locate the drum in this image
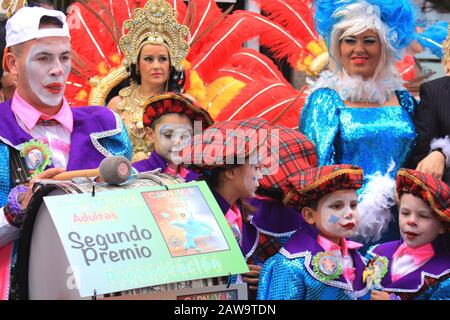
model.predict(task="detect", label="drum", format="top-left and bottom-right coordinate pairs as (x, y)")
top-left (14, 172), bottom-right (225, 300)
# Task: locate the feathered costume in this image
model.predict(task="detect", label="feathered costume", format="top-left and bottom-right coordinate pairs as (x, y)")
top-left (65, 0), bottom-right (329, 131)
top-left (299, 0), bottom-right (418, 245)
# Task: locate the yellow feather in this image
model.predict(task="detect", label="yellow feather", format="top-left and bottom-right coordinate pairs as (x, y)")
top-left (201, 76), bottom-right (246, 119)
top-left (75, 89), bottom-right (88, 102)
top-left (186, 70), bottom-right (207, 102)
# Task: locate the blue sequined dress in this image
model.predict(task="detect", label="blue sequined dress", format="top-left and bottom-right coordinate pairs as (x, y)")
top-left (299, 88), bottom-right (417, 244)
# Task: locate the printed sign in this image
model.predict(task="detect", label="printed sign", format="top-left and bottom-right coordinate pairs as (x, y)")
top-left (44, 181), bottom-right (249, 297)
top-left (102, 283), bottom-right (248, 300)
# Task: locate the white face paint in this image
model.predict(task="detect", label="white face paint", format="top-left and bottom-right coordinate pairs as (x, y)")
top-left (399, 194), bottom-right (445, 248)
top-left (26, 38), bottom-right (71, 107)
top-left (317, 190), bottom-right (359, 239)
top-left (157, 123), bottom-right (193, 164)
top-left (242, 163), bottom-right (263, 198)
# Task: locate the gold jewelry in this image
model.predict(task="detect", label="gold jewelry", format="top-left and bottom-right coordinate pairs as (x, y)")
top-left (88, 65), bottom-right (128, 105)
top-left (119, 0), bottom-right (190, 72)
top-left (117, 84), bottom-right (153, 162)
top-left (118, 84), bottom-right (149, 130)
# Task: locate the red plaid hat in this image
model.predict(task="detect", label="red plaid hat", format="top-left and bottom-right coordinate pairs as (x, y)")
top-left (181, 117), bottom-right (271, 170)
top-left (142, 93), bottom-right (214, 128)
top-left (396, 169), bottom-right (450, 222)
top-left (283, 164), bottom-right (363, 208)
top-left (259, 125), bottom-right (318, 194)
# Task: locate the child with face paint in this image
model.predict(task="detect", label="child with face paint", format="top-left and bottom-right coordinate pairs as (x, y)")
top-left (257, 164), bottom-right (371, 300)
top-left (182, 118), bottom-right (269, 296)
top-left (244, 126), bottom-right (318, 295)
top-left (366, 169), bottom-right (449, 300)
top-left (131, 93), bottom-right (213, 182)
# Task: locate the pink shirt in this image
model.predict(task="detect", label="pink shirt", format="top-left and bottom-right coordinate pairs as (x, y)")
top-left (225, 204), bottom-right (243, 246)
top-left (316, 235), bottom-right (363, 256)
top-left (164, 165), bottom-right (190, 179)
top-left (11, 92), bottom-right (72, 168)
top-left (11, 92), bottom-right (73, 132)
top-left (317, 235), bottom-right (363, 283)
top-left (391, 243), bottom-right (434, 282)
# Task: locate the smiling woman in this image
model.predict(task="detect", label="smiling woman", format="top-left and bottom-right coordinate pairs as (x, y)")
top-left (299, 0), bottom-right (418, 247)
top-left (339, 30), bottom-right (382, 80)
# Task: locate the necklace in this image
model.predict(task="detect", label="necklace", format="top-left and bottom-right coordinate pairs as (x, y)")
top-left (118, 84), bottom-right (149, 132)
top-left (117, 84), bottom-right (155, 162)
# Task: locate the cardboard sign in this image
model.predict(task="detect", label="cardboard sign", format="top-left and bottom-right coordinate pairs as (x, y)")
top-left (44, 181), bottom-right (249, 297)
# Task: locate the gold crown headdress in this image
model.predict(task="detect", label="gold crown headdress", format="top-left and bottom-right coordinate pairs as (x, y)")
top-left (119, 0), bottom-right (190, 72)
top-left (443, 24), bottom-right (450, 73)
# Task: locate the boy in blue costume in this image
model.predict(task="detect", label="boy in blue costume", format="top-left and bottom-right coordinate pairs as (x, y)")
top-left (257, 164), bottom-right (370, 300)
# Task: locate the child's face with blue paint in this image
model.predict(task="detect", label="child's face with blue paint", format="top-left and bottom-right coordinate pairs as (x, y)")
top-left (149, 113), bottom-right (193, 164)
top-left (314, 189), bottom-right (359, 240)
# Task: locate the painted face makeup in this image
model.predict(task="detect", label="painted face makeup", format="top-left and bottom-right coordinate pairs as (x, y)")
top-left (399, 194), bottom-right (444, 248)
top-left (316, 190), bottom-right (359, 239)
top-left (26, 37), bottom-right (71, 107)
top-left (157, 123), bottom-right (193, 163)
top-left (242, 163), bottom-right (263, 198)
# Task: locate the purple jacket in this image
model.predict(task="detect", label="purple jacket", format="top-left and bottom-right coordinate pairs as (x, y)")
top-left (132, 151), bottom-right (199, 182)
top-left (0, 100), bottom-right (131, 172)
top-left (367, 238), bottom-right (450, 299)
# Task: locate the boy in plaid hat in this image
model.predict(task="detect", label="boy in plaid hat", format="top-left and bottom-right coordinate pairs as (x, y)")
top-left (367, 169), bottom-right (449, 300)
top-left (245, 126), bottom-right (318, 271)
top-left (131, 93), bottom-right (213, 182)
top-left (257, 164), bottom-right (371, 300)
top-left (182, 117), bottom-right (270, 295)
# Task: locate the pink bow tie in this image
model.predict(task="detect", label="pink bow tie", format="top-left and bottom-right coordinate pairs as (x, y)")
top-left (393, 243), bottom-right (434, 266)
top-left (343, 267), bottom-right (356, 282)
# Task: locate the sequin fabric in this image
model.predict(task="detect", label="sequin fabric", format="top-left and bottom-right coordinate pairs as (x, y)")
top-left (412, 276), bottom-right (450, 300)
top-left (300, 88), bottom-right (416, 192)
top-left (0, 144), bottom-right (10, 207)
top-left (257, 253), bottom-right (369, 300)
top-left (0, 121), bottom-right (132, 299)
top-left (97, 122), bottom-right (133, 160)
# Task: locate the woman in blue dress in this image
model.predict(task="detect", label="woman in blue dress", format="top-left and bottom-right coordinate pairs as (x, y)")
top-left (300, 0), bottom-right (418, 246)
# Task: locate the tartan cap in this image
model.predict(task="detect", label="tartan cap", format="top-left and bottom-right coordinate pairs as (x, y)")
top-left (181, 117), bottom-right (271, 170)
top-left (259, 125), bottom-right (318, 194)
top-left (142, 93), bottom-right (214, 128)
top-left (396, 169), bottom-right (450, 222)
top-left (283, 164), bottom-right (363, 208)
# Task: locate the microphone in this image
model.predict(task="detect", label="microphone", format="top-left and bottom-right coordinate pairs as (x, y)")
top-left (52, 156), bottom-right (132, 185)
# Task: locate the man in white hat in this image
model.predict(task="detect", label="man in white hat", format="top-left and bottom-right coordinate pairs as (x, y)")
top-left (0, 6), bottom-right (131, 299)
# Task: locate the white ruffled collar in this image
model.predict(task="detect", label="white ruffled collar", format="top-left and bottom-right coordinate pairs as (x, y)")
top-left (309, 70), bottom-right (405, 105)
